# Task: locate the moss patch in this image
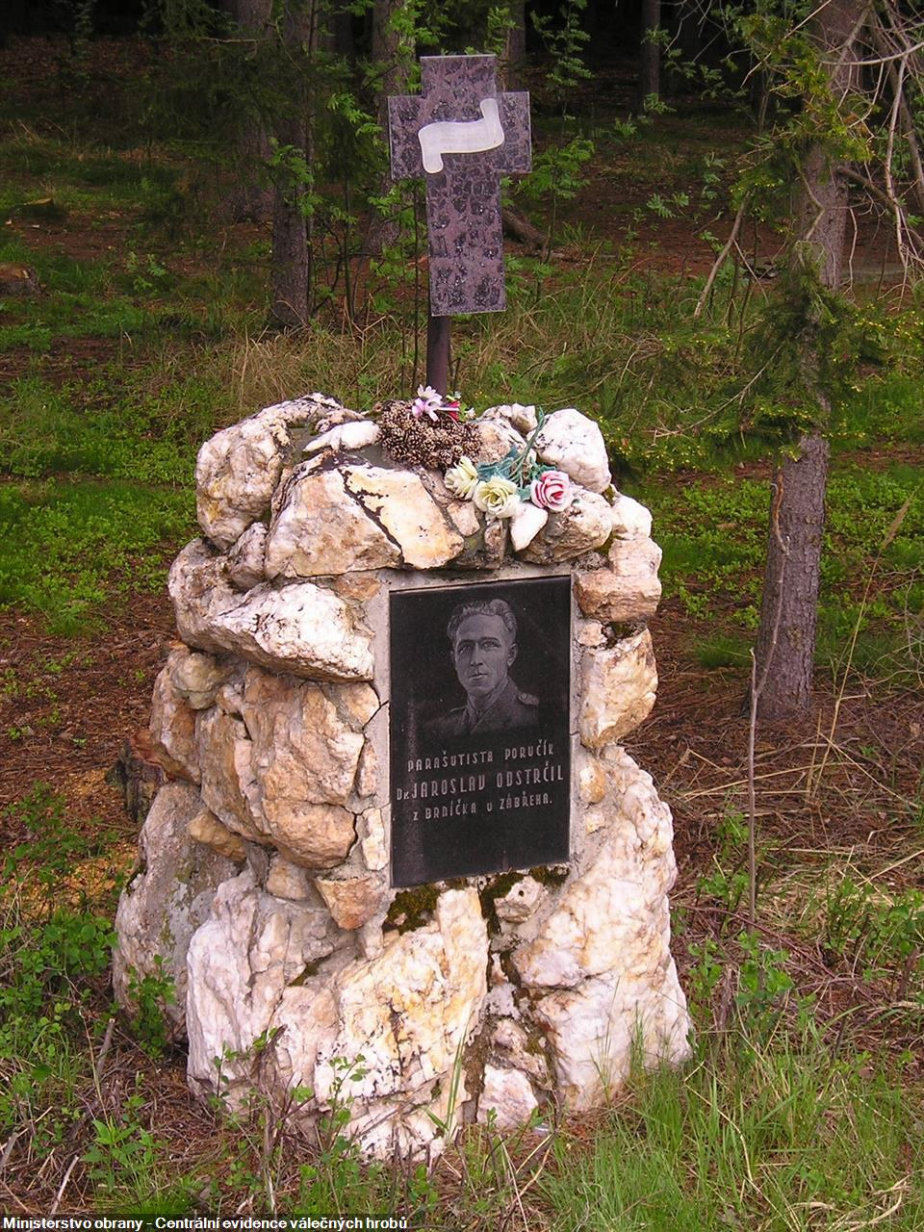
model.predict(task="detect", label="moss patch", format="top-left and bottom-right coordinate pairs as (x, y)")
top-left (478, 871), bottom-right (526, 936)
top-left (384, 883), bottom-right (440, 933)
top-left (529, 864), bottom-right (569, 888)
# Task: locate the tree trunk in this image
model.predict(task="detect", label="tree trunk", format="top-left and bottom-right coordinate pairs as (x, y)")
top-left (270, 0), bottom-right (317, 328)
top-left (222, 0), bottom-right (274, 224)
top-left (753, 0), bottom-right (863, 718)
top-left (638, 0), bottom-right (661, 109)
top-left (367, 0), bottom-right (413, 256)
top-left (754, 436), bottom-right (830, 717)
top-left (503, 0), bottom-right (527, 91)
top-left (271, 171), bottom-right (310, 327)
top-left (672, 0), bottom-right (702, 65)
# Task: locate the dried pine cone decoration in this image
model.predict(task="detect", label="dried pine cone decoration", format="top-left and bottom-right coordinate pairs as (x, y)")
top-left (376, 400), bottom-right (478, 470)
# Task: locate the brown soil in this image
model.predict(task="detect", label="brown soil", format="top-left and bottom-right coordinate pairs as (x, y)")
top-left (0, 593), bottom-right (176, 827)
top-left (2, 35), bottom-right (923, 1217)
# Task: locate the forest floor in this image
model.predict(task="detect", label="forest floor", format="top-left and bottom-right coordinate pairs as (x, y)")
top-left (1, 34), bottom-right (923, 1225)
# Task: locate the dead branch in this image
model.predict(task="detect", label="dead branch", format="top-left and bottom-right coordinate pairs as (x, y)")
top-left (694, 194), bottom-right (750, 319)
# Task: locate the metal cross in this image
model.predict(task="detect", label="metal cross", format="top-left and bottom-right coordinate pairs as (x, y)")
top-left (388, 55), bottom-right (531, 389)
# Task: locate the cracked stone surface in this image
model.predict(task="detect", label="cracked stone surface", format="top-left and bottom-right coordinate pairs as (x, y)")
top-left (266, 467), bottom-right (401, 578)
top-left (169, 539), bottom-right (375, 682)
top-left (196, 397), bottom-right (339, 549)
top-left (520, 489), bottom-right (613, 563)
top-left (113, 783), bottom-right (237, 1033)
top-left (535, 408), bottom-right (611, 493)
top-left (575, 537), bottom-right (663, 624)
top-left (115, 395), bottom-right (690, 1159)
top-left (580, 629), bottom-right (659, 748)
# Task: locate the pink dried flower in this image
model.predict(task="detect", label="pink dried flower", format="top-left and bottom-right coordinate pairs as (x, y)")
top-left (530, 469), bottom-right (571, 512)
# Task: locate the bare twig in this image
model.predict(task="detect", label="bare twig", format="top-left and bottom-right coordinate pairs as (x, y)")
top-left (49, 1154), bottom-right (79, 1217)
top-left (0, 1131), bottom-right (21, 1176)
top-left (694, 194), bottom-right (750, 319)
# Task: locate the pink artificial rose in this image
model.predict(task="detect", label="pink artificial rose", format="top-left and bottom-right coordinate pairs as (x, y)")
top-left (530, 469), bottom-right (571, 512)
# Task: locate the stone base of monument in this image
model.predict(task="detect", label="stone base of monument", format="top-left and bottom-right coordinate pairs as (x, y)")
top-left (114, 393), bottom-right (690, 1158)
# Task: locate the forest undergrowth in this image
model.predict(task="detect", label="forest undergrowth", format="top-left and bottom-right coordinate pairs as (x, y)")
top-left (1, 34), bottom-right (923, 1227)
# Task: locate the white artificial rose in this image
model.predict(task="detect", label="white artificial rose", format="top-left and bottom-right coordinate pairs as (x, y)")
top-left (444, 456), bottom-right (479, 499)
top-left (472, 475), bottom-right (519, 518)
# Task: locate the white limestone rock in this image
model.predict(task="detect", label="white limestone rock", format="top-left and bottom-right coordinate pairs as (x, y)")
top-left (271, 803), bottom-right (359, 871)
top-left (447, 498), bottom-right (480, 537)
top-left (535, 409), bottom-right (611, 494)
top-left (310, 402), bottom-right (367, 434)
top-left (580, 629), bottom-right (658, 748)
top-left (167, 645), bottom-right (234, 710)
top-left (576, 619), bottom-right (606, 648)
top-left (311, 888), bottom-right (487, 1156)
top-left (188, 807), bottom-right (247, 862)
top-left (240, 667), bottom-right (374, 809)
top-left (494, 876), bottom-right (546, 925)
top-left (469, 418), bottom-right (527, 465)
top-left (520, 490), bottom-right (612, 563)
top-left (227, 522), bottom-right (268, 591)
top-left (491, 1018), bottom-right (548, 1081)
top-left (196, 397), bottom-right (336, 549)
top-left (265, 853), bottom-right (314, 901)
top-left (195, 678), bottom-right (365, 869)
top-left (355, 744), bottom-right (378, 800)
top-left (576, 748), bottom-right (608, 805)
top-left (267, 981), bottom-right (340, 1107)
top-left (477, 1064), bottom-right (539, 1129)
top-left (167, 539), bottom-right (233, 654)
top-left (315, 874), bottom-right (388, 930)
top-left (610, 492), bottom-right (653, 539)
top-left (575, 537), bottom-right (662, 624)
top-left (113, 783), bottom-right (236, 1034)
top-left (359, 808), bottom-right (387, 871)
top-left (533, 960), bottom-right (690, 1111)
top-left (169, 540), bottom-right (375, 682)
top-left (241, 668), bottom-right (372, 867)
top-left (265, 463), bottom-right (464, 577)
top-left (511, 752), bottom-right (690, 1107)
top-left (215, 583), bottom-right (375, 683)
top-left (303, 420), bottom-right (381, 455)
top-left (343, 466), bottom-right (465, 570)
top-left (148, 662), bottom-right (199, 783)
top-left (196, 707), bottom-right (264, 842)
top-left (484, 516), bottom-right (509, 567)
top-left (186, 866), bottom-right (347, 1104)
top-left (481, 403), bottom-right (539, 435)
top-left (265, 467), bottom-right (400, 578)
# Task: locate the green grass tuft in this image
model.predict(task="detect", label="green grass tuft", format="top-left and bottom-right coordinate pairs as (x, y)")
top-left (0, 478), bottom-right (194, 634)
top-left (544, 1027), bottom-right (924, 1231)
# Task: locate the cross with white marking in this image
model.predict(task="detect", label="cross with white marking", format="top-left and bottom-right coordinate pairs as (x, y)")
top-left (388, 55), bottom-right (531, 387)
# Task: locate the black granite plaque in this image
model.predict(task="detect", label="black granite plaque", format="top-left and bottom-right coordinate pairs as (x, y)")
top-left (390, 577), bottom-right (571, 887)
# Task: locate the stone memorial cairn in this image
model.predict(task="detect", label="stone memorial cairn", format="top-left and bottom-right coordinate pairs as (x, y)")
top-left (114, 389), bottom-right (690, 1158)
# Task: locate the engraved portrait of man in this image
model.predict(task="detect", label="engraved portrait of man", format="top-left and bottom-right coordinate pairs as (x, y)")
top-left (427, 598), bottom-right (539, 739)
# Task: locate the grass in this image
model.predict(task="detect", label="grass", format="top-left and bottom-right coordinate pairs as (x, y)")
top-left (2, 39), bottom-right (924, 1221)
top-left (544, 1029), bottom-right (924, 1231)
top-left (0, 479), bottom-right (193, 634)
top-left (6, 783), bottom-right (924, 1221)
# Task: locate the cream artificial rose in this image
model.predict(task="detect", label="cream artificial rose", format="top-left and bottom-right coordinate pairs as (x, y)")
top-left (472, 475), bottom-right (519, 518)
top-left (444, 456), bottom-right (479, 499)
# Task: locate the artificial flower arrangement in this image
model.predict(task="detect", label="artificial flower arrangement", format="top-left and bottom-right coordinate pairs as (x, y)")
top-left (408, 385), bottom-right (572, 521)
